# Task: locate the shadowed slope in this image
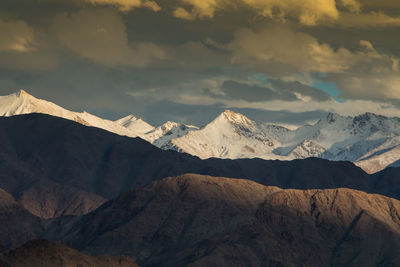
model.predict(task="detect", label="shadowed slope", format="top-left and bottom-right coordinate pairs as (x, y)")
top-left (49, 174), bottom-right (400, 267)
top-left (0, 239), bottom-right (139, 267)
top-left (1, 113), bottom-right (400, 220)
top-left (0, 188), bottom-right (45, 248)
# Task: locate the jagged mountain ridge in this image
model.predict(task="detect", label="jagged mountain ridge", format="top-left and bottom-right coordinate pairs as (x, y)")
top-left (0, 90), bottom-right (146, 138)
top-left (168, 110), bottom-right (400, 174)
top-left (2, 90), bottom-right (400, 173)
top-left (0, 90), bottom-right (197, 146)
top-left (3, 173), bottom-right (400, 266)
top-left (3, 113), bottom-right (400, 222)
top-left (47, 174), bottom-right (400, 266)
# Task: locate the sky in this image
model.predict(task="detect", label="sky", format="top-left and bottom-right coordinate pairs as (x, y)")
top-left (1, 0), bottom-right (400, 127)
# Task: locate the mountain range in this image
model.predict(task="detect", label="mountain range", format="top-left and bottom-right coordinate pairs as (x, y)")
top-left (2, 173), bottom-right (400, 266)
top-left (2, 90), bottom-right (400, 174)
top-left (1, 110), bottom-right (400, 265)
top-left (2, 112), bottom-right (400, 220)
top-left (1, 90), bottom-right (400, 174)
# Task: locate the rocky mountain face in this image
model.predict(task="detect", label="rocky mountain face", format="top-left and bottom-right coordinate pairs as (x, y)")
top-left (46, 174), bottom-right (400, 267)
top-left (0, 239), bottom-right (139, 267)
top-left (3, 113), bottom-right (400, 222)
top-left (0, 188), bottom-right (45, 248)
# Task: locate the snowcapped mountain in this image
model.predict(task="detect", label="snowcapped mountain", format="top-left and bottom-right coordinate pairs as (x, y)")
top-left (2, 90), bottom-right (400, 174)
top-left (0, 90), bottom-right (146, 138)
top-left (0, 90), bottom-right (195, 146)
top-left (168, 110), bottom-right (287, 160)
top-left (115, 114), bottom-right (155, 134)
top-left (165, 110), bottom-right (400, 173)
top-left (145, 121), bottom-right (199, 148)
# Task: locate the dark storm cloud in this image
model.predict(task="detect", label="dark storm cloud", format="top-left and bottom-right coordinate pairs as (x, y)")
top-left (204, 79), bottom-right (331, 102)
top-left (268, 79), bottom-right (332, 101)
top-left (220, 80), bottom-right (297, 102)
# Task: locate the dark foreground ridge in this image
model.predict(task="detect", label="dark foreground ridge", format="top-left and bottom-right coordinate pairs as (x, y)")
top-left (0, 113), bottom-right (400, 220)
top-left (47, 174), bottom-right (400, 266)
top-left (2, 171), bottom-right (400, 266)
top-left (0, 239), bottom-right (138, 267)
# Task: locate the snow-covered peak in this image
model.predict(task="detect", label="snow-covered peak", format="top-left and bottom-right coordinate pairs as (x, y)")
top-left (144, 121), bottom-right (199, 147)
top-left (17, 89), bottom-right (31, 97)
top-left (0, 89), bottom-right (77, 119)
top-left (115, 115), bottom-right (154, 134)
top-left (325, 112), bottom-right (346, 123)
top-left (217, 110), bottom-right (254, 126)
top-left (0, 90), bottom-right (146, 138)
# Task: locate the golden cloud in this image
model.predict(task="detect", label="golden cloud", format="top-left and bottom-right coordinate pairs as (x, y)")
top-left (84, 0), bottom-right (161, 12)
top-left (0, 19), bottom-right (35, 52)
top-left (54, 9), bottom-right (165, 67)
top-left (339, 0), bottom-right (361, 13)
top-left (225, 26), bottom-right (399, 90)
top-left (336, 12), bottom-right (400, 27)
top-left (173, 0), bottom-right (343, 25)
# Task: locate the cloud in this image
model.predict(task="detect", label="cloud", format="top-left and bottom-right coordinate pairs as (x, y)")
top-left (0, 19), bottom-right (35, 52)
top-left (336, 12), bottom-right (400, 27)
top-left (227, 26), bottom-right (355, 74)
top-left (240, 0), bottom-right (340, 25)
top-left (203, 79), bottom-right (331, 102)
top-left (172, 0), bottom-right (400, 28)
top-left (84, 0), bottom-right (161, 12)
top-left (226, 26), bottom-right (400, 103)
top-left (54, 8), bottom-right (166, 67)
top-left (173, 0), bottom-right (345, 25)
top-left (0, 19), bottom-right (59, 70)
top-left (0, 51), bottom-right (59, 71)
top-left (339, 0), bottom-right (361, 13)
top-left (226, 26), bottom-right (398, 76)
top-left (173, 0), bottom-right (219, 20)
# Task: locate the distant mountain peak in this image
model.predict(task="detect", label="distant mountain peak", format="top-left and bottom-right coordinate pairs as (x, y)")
top-left (219, 110), bottom-right (254, 125)
top-left (354, 112), bottom-right (384, 122)
top-left (17, 89), bottom-right (31, 97)
top-left (325, 112), bottom-right (345, 123)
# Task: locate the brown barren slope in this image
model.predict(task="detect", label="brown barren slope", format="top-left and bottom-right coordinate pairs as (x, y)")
top-left (50, 174), bottom-right (400, 267)
top-left (0, 239), bottom-right (139, 267)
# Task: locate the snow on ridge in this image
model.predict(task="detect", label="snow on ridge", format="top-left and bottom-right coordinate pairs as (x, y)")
top-left (0, 90), bottom-right (144, 138)
top-left (115, 114), bottom-right (155, 135)
top-left (2, 90), bottom-right (400, 173)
